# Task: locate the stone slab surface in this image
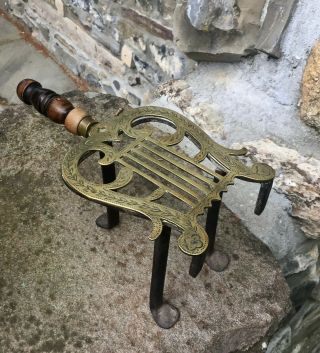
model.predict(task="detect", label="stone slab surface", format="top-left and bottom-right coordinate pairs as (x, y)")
top-left (0, 13), bottom-right (76, 104)
top-left (0, 92), bottom-right (291, 353)
top-left (0, 16), bottom-right (21, 44)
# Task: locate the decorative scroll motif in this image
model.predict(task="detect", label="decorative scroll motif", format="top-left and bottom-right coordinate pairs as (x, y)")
top-left (62, 106), bottom-right (275, 256)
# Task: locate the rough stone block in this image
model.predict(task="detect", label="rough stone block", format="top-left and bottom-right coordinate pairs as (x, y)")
top-left (311, 282), bottom-right (320, 302)
top-left (91, 25), bottom-right (121, 56)
top-left (121, 44), bottom-right (135, 68)
top-left (158, 0), bottom-right (176, 21)
top-left (280, 241), bottom-right (319, 276)
top-left (127, 91), bottom-right (141, 105)
top-left (25, 0), bottom-right (125, 75)
top-left (128, 75), bottom-right (141, 86)
top-left (173, 0), bottom-right (265, 62)
top-left (0, 91), bottom-right (291, 353)
top-left (55, 0), bottom-right (64, 16)
top-left (187, 0), bottom-right (239, 32)
top-left (286, 264), bottom-right (319, 307)
top-left (266, 327), bottom-right (292, 353)
top-left (174, 0), bottom-right (298, 61)
top-left (256, 0), bottom-right (298, 58)
top-left (43, 0), bottom-right (56, 10)
top-left (121, 7), bottom-right (174, 41)
top-left (286, 299), bottom-right (320, 353)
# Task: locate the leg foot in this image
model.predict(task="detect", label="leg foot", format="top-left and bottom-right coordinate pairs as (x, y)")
top-left (96, 212), bottom-right (119, 229)
top-left (200, 198), bottom-right (229, 273)
top-left (205, 250), bottom-right (230, 272)
top-left (151, 303), bottom-right (180, 329)
top-left (150, 225), bottom-right (180, 328)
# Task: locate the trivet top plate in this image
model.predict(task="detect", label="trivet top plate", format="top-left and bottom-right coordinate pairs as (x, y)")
top-left (62, 106), bottom-right (274, 256)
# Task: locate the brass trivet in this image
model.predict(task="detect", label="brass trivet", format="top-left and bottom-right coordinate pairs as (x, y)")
top-left (17, 79), bottom-right (275, 329)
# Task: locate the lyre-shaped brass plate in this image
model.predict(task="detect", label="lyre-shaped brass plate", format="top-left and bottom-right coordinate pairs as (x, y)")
top-left (62, 106), bottom-right (275, 256)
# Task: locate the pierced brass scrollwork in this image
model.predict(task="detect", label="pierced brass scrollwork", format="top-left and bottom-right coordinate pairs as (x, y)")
top-left (62, 106), bottom-right (275, 256)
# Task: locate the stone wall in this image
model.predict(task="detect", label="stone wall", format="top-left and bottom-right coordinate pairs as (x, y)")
top-left (4, 0), bottom-right (196, 106)
top-left (3, 0), bottom-right (297, 105)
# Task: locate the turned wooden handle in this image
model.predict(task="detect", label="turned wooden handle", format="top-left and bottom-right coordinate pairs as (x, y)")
top-left (16, 79), bottom-right (94, 136)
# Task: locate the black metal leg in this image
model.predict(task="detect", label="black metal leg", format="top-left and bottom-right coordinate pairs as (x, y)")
top-left (96, 151), bottom-right (120, 230)
top-left (189, 199), bottom-right (229, 277)
top-left (150, 225), bottom-right (180, 329)
top-left (254, 180), bottom-right (273, 215)
top-left (189, 252), bottom-right (206, 278)
top-left (205, 199), bottom-right (230, 272)
top-left (206, 200), bottom-right (221, 254)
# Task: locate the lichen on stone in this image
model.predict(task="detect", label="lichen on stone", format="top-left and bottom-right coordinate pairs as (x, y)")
top-left (300, 41), bottom-right (320, 132)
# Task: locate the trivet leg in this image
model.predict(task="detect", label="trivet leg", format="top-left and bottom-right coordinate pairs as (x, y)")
top-left (150, 225), bottom-right (180, 329)
top-left (96, 151), bottom-right (120, 230)
top-left (189, 199), bottom-right (229, 277)
top-left (205, 199), bottom-right (230, 272)
top-left (254, 180), bottom-right (273, 215)
top-left (189, 252), bottom-right (206, 278)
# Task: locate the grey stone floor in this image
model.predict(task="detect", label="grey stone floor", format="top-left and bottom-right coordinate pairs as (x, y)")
top-left (0, 13), bottom-right (76, 105)
top-left (0, 91), bottom-right (291, 353)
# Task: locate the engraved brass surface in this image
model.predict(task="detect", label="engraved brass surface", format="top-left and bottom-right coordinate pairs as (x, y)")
top-left (62, 106), bottom-right (275, 256)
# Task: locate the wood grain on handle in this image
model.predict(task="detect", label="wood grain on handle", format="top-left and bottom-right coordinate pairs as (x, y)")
top-left (16, 79), bottom-right (94, 135)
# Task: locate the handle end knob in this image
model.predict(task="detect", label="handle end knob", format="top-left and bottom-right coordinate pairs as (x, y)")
top-left (16, 78), bottom-right (95, 136)
top-left (16, 79), bottom-right (74, 124)
top-left (16, 79), bottom-right (41, 105)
